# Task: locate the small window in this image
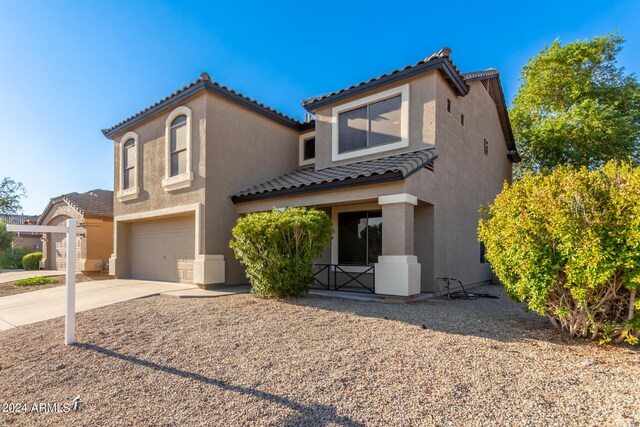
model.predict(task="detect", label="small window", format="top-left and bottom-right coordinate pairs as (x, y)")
top-left (446, 98), bottom-right (451, 113)
top-left (303, 138), bottom-right (315, 160)
top-left (122, 139), bottom-right (136, 190)
top-left (299, 132), bottom-right (316, 166)
top-left (483, 138), bottom-right (489, 156)
top-left (338, 210), bottom-right (382, 265)
top-left (460, 113), bottom-right (465, 127)
top-left (480, 242), bottom-right (488, 263)
top-left (170, 115), bottom-right (187, 177)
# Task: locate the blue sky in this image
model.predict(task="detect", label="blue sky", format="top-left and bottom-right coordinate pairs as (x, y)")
top-left (1, 0), bottom-right (638, 214)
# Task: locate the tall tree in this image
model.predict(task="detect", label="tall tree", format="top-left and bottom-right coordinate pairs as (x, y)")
top-left (510, 33), bottom-right (640, 175)
top-left (0, 177), bottom-right (25, 215)
top-left (0, 221), bottom-right (12, 252)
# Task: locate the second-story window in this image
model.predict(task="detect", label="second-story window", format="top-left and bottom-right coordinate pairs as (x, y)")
top-left (299, 132), bottom-right (316, 166)
top-left (117, 131), bottom-right (140, 202)
top-left (170, 115), bottom-right (187, 177)
top-left (331, 85), bottom-right (408, 162)
top-left (123, 139), bottom-right (136, 189)
top-left (162, 106), bottom-right (193, 192)
top-left (338, 95), bottom-right (401, 154)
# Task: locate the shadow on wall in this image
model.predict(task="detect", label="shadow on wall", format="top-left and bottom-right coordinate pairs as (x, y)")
top-left (287, 284), bottom-right (571, 346)
top-left (74, 342), bottom-right (365, 427)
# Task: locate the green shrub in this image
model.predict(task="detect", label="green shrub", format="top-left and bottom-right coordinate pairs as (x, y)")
top-left (22, 252), bottom-right (42, 271)
top-left (14, 276), bottom-right (56, 287)
top-left (479, 161), bottom-right (640, 345)
top-left (230, 207), bottom-right (333, 298)
top-left (0, 246), bottom-right (32, 269)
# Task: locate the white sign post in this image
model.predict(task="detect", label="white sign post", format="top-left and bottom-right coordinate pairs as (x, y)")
top-left (7, 219), bottom-right (79, 345)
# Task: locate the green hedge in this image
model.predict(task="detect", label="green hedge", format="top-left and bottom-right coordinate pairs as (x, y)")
top-left (230, 207), bottom-right (333, 298)
top-left (22, 252), bottom-right (43, 271)
top-left (479, 161), bottom-right (640, 345)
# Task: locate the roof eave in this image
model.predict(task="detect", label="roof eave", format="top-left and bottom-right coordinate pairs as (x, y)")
top-left (231, 171), bottom-right (405, 204)
top-left (103, 80), bottom-right (304, 140)
top-left (302, 58), bottom-right (470, 112)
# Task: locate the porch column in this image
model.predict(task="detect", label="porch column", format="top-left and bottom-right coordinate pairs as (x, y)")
top-left (375, 193), bottom-right (421, 297)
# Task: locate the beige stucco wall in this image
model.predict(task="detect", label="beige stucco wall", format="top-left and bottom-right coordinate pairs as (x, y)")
top-left (407, 74), bottom-right (513, 291)
top-left (203, 93), bottom-right (300, 284)
top-left (111, 94), bottom-right (208, 217)
top-left (109, 90), bottom-right (301, 284)
top-left (84, 216), bottom-right (114, 271)
top-left (313, 71), bottom-right (438, 170)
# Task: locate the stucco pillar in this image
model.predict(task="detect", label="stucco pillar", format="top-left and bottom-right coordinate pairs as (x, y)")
top-left (109, 221), bottom-right (129, 278)
top-left (375, 193), bottom-right (421, 297)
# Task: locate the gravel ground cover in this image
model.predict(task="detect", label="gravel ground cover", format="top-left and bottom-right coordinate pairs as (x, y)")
top-left (0, 274), bottom-right (112, 297)
top-left (0, 284), bottom-right (638, 426)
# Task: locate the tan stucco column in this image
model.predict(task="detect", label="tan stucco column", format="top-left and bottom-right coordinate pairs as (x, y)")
top-left (375, 194), bottom-right (421, 297)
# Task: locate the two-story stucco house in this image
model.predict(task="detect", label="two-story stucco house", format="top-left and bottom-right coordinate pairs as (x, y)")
top-left (102, 48), bottom-right (519, 297)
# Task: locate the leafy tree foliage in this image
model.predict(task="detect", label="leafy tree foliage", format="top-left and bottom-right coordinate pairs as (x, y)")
top-left (0, 177), bottom-right (26, 215)
top-left (479, 162), bottom-right (640, 345)
top-left (511, 34), bottom-right (640, 175)
top-left (0, 246), bottom-right (32, 270)
top-left (230, 208), bottom-right (333, 298)
top-left (0, 221), bottom-right (12, 252)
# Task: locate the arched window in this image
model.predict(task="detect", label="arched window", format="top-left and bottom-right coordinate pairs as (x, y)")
top-left (162, 106), bottom-right (193, 192)
top-left (123, 139), bottom-right (136, 189)
top-left (117, 131), bottom-right (140, 201)
top-left (170, 115), bottom-right (187, 177)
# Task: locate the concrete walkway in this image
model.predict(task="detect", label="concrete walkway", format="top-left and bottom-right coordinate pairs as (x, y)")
top-left (0, 270), bottom-right (66, 284)
top-left (0, 279), bottom-right (198, 331)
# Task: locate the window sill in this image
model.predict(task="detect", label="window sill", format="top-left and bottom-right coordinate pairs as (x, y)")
top-left (333, 139), bottom-right (408, 162)
top-left (299, 157), bottom-right (315, 167)
top-left (117, 187), bottom-right (140, 202)
top-left (162, 172), bottom-right (194, 192)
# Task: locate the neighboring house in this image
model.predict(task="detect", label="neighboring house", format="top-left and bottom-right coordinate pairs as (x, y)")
top-left (102, 48), bottom-right (519, 296)
top-left (38, 190), bottom-right (114, 272)
top-left (0, 215), bottom-right (42, 251)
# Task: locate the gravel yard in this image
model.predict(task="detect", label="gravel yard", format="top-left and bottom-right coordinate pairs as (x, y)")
top-left (0, 284), bottom-right (638, 426)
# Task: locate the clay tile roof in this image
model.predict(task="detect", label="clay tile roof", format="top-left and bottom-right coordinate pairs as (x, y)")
top-left (231, 147), bottom-right (438, 203)
top-left (102, 76), bottom-right (306, 138)
top-left (38, 189), bottom-right (113, 224)
top-left (64, 189), bottom-right (114, 217)
top-left (461, 69), bottom-right (500, 82)
top-left (301, 48), bottom-right (469, 110)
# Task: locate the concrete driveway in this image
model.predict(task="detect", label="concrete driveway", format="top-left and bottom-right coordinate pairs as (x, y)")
top-left (0, 270), bottom-right (66, 284)
top-left (0, 279), bottom-right (198, 331)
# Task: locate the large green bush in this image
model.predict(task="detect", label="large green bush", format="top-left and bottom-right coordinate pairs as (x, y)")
top-left (22, 252), bottom-right (43, 271)
top-left (230, 207), bottom-right (333, 298)
top-left (479, 161), bottom-right (640, 345)
top-left (0, 246), bottom-right (32, 270)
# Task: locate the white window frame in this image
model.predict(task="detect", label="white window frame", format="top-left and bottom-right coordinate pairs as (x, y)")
top-left (117, 131), bottom-right (140, 202)
top-left (299, 131), bottom-right (316, 166)
top-left (162, 106), bottom-right (194, 192)
top-left (331, 84), bottom-right (409, 162)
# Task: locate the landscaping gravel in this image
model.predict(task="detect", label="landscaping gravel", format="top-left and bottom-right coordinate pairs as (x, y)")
top-left (0, 284), bottom-right (638, 426)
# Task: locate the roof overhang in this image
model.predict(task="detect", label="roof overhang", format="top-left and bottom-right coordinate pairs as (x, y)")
top-left (302, 57), bottom-right (470, 112)
top-left (102, 80), bottom-right (307, 140)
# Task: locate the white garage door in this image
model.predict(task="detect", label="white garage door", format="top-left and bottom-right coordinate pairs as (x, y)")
top-left (129, 216), bottom-right (195, 283)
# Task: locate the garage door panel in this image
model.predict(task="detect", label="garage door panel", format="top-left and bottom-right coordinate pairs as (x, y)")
top-left (129, 217), bottom-right (195, 283)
